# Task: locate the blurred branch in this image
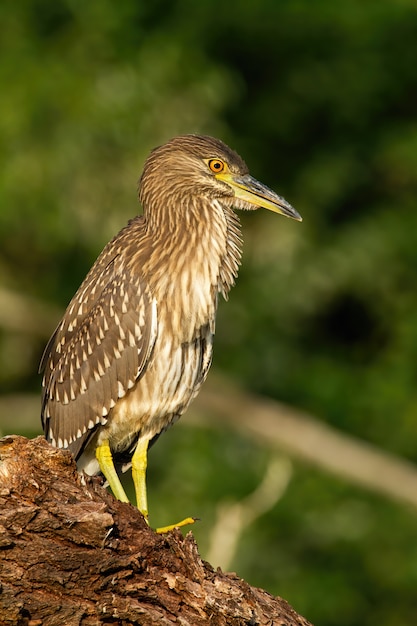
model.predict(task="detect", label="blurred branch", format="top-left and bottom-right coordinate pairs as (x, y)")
top-left (192, 375), bottom-right (417, 510)
top-left (206, 456), bottom-right (293, 570)
top-left (3, 377), bottom-right (417, 512)
top-left (0, 286), bottom-right (61, 336)
top-left (0, 394), bottom-right (41, 435)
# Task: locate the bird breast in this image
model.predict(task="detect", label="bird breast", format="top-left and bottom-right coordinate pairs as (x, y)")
top-left (102, 321), bottom-right (213, 453)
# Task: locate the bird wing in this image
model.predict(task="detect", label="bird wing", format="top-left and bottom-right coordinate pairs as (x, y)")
top-left (40, 255), bottom-right (157, 459)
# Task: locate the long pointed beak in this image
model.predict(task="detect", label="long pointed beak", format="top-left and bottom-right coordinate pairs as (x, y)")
top-left (216, 172), bottom-right (302, 221)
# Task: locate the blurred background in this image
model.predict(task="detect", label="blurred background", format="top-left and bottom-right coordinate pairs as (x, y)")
top-left (1, 1), bottom-right (417, 624)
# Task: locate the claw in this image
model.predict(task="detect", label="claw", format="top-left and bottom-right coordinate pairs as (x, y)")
top-left (156, 516), bottom-right (198, 534)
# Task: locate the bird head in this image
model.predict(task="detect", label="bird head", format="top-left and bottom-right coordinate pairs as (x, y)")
top-left (139, 134), bottom-right (302, 222)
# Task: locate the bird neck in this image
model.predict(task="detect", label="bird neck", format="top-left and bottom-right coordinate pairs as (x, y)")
top-left (144, 198), bottom-right (242, 340)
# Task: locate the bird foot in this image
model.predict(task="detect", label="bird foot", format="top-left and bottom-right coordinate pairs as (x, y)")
top-left (155, 516), bottom-right (198, 534)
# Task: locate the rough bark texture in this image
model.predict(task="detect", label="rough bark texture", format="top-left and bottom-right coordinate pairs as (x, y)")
top-left (0, 436), bottom-right (312, 626)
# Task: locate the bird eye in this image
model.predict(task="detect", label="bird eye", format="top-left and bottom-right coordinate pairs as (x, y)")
top-left (208, 159), bottom-right (225, 173)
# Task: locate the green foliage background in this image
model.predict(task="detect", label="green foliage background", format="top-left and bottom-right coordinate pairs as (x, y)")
top-left (1, 1), bottom-right (417, 624)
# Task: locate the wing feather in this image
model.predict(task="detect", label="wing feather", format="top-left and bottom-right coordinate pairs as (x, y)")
top-left (41, 260), bottom-right (157, 459)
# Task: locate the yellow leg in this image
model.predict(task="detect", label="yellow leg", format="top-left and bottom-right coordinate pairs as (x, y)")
top-left (131, 437), bottom-right (196, 533)
top-left (131, 437), bottom-right (150, 523)
top-left (96, 440), bottom-right (129, 503)
top-left (155, 517), bottom-right (196, 534)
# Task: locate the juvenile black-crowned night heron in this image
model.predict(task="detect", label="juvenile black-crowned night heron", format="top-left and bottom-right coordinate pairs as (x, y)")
top-left (40, 134), bottom-right (301, 531)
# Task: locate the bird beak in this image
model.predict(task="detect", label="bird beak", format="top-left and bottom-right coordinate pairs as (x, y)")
top-left (216, 172), bottom-right (302, 221)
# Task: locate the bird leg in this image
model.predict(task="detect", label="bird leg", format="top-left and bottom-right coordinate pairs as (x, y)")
top-left (96, 440), bottom-right (130, 503)
top-left (154, 517), bottom-right (196, 534)
top-left (95, 438), bottom-right (193, 531)
top-left (131, 437), bottom-right (150, 522)
top-left (131, 437), bottom-right (196, 533)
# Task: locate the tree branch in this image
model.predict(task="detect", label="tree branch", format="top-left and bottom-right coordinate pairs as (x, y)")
top-left (0, 435), bottom-right (312, 626)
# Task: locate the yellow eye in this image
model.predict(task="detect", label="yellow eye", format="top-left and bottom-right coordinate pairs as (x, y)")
top-left (208, 159), bottom-right (225, 173)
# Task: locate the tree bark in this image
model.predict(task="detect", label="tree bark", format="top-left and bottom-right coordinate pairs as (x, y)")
top-left (0, 435), bottom-right (312, 626)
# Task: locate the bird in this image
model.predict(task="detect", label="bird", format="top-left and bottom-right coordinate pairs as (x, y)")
top-left (40, 134), bottom-right (301, 532)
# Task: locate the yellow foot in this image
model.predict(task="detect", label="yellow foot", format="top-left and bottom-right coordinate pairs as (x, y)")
top-left (155, 516), bottom-right (198, 534)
